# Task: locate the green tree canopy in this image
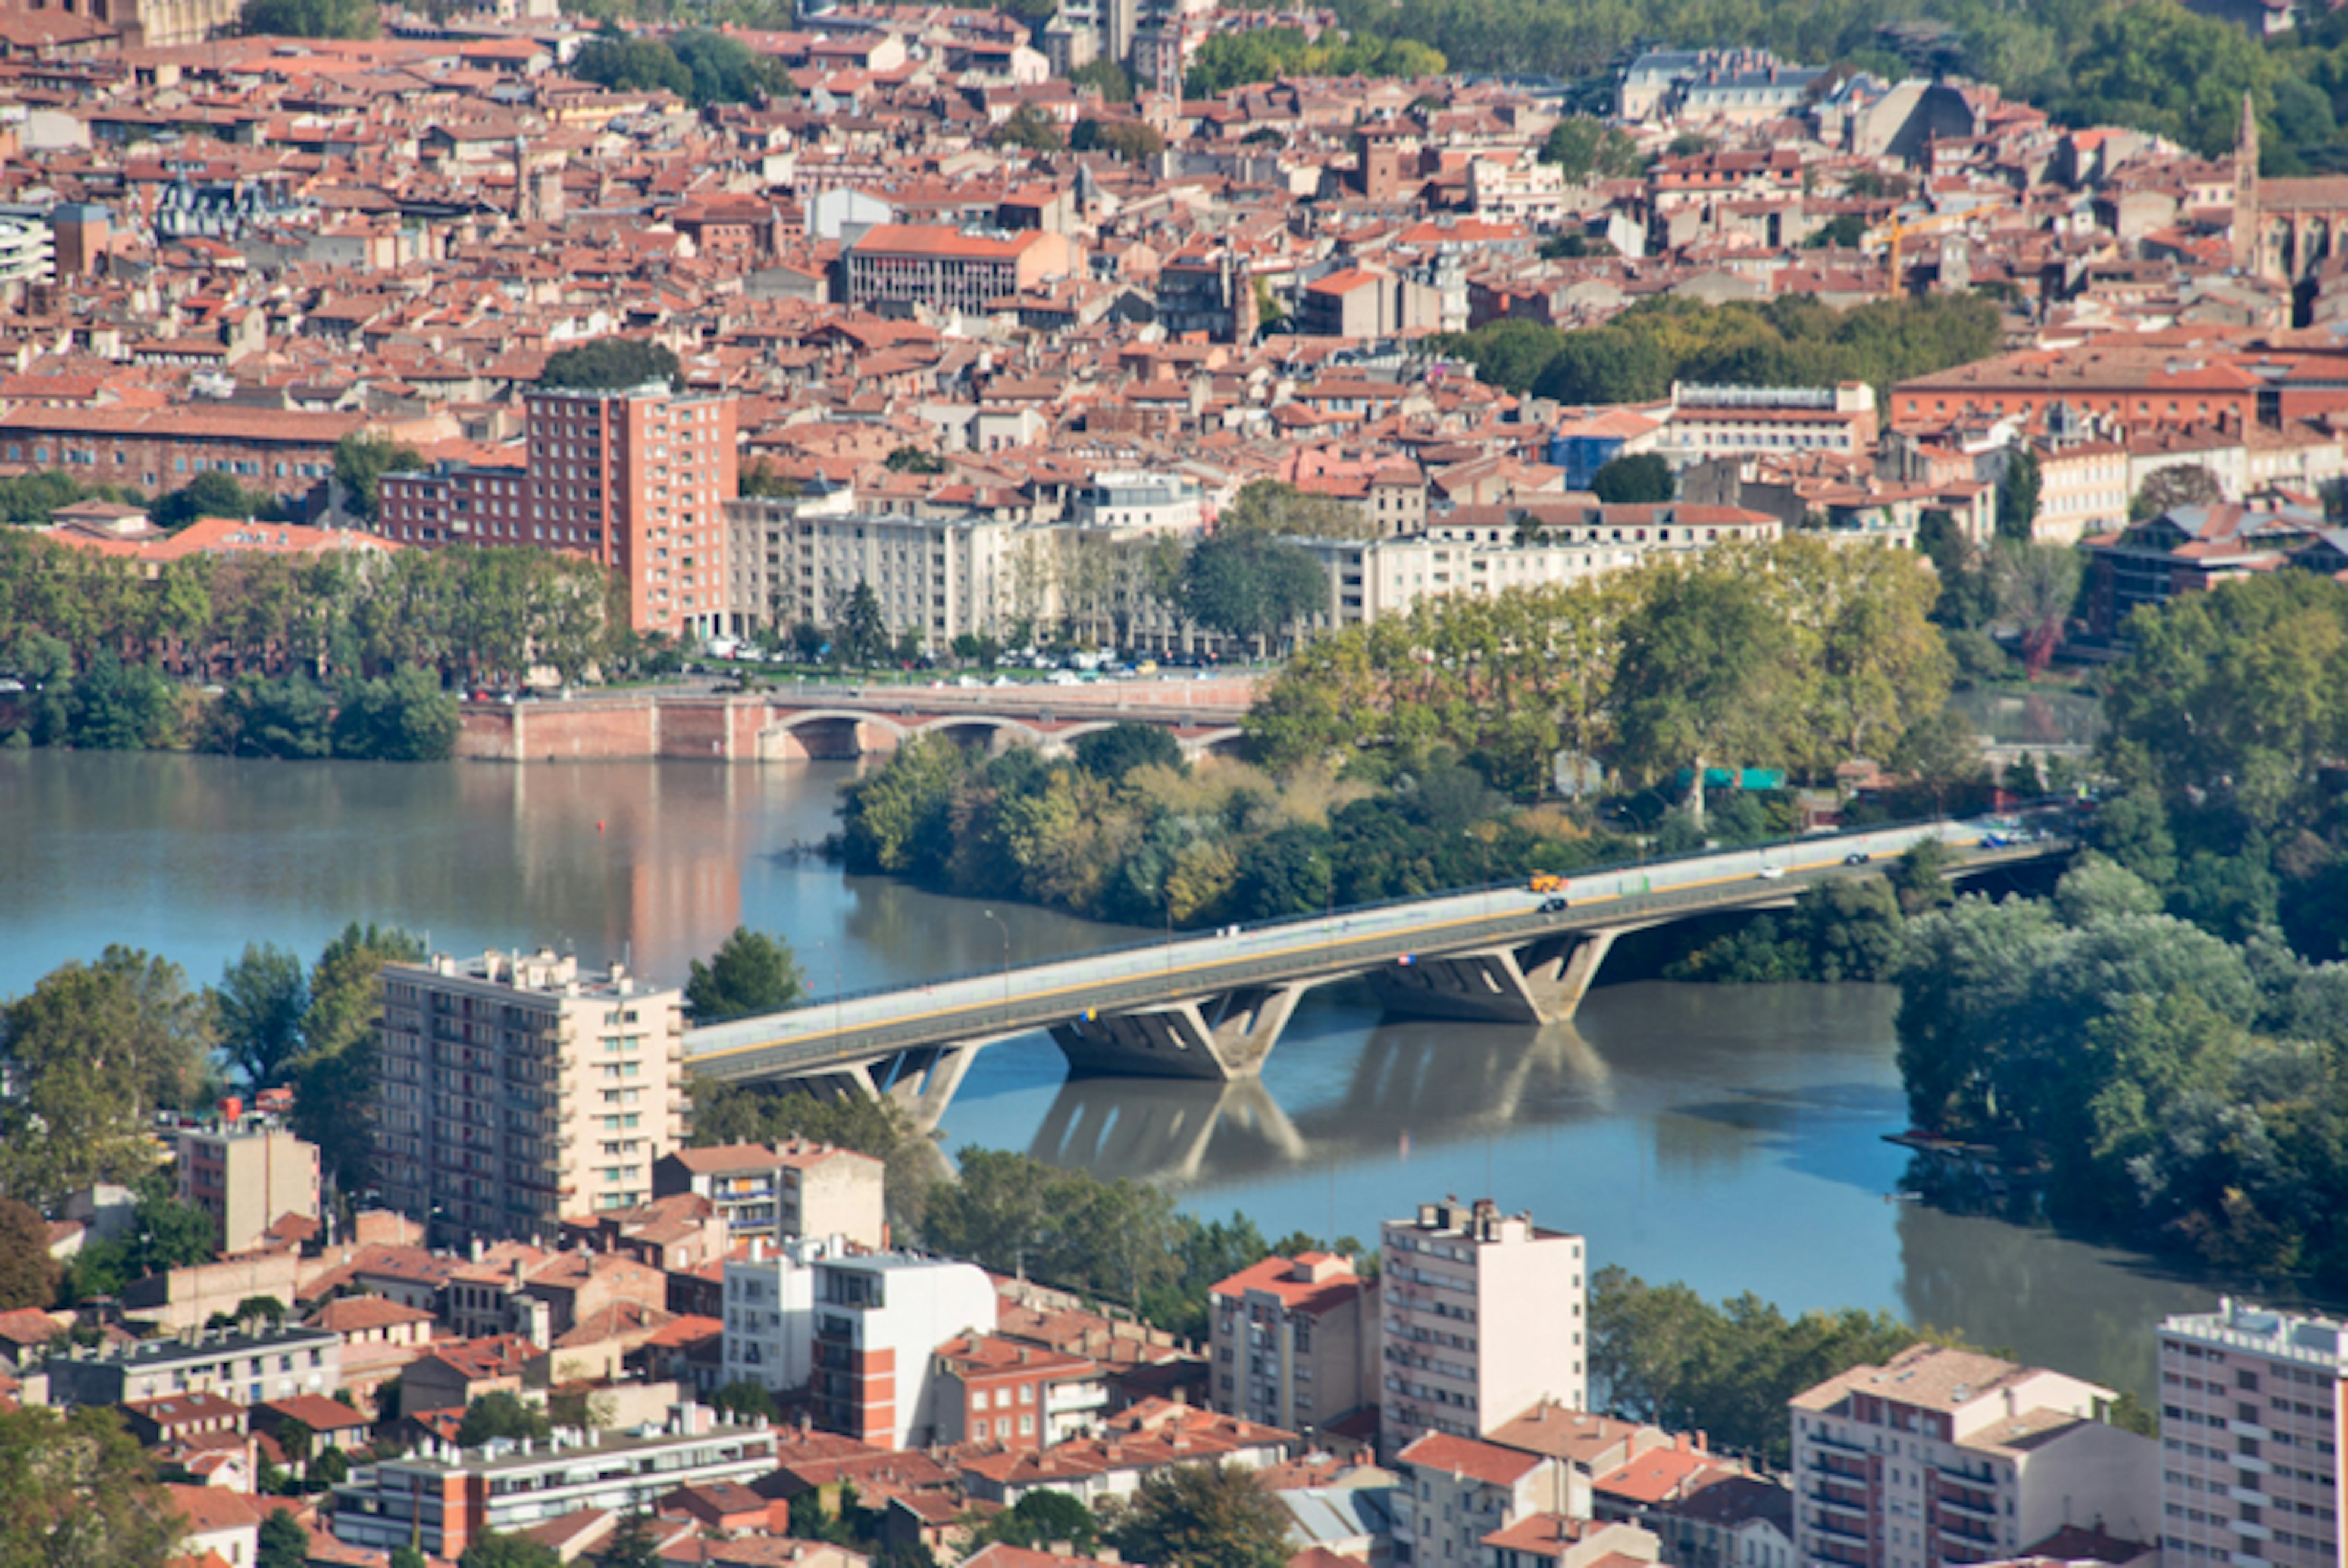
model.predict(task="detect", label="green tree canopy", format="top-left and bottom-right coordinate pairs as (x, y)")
top-left (218, 943), bottom-right (308, 1090)
top-left (334, 433), bottom-right (423, 525)
top-left (1539, 116), bottom-right (1642, 182)
top-left (1112, 1462), bottom-right (1291, 1568)
top-left (241, 0), bottom-right (377, 37)
top-left (0, 1405), bottom-right (179, 1567)
top-left (1589, 452), bottom-right (1672, 504)
top-left (1072, 723), bottom-right (1186, 782)
top-left (0, 1199), bottom-right (61, 1310)
top-left (457, 1391), bottom-right (552, 1448)
top-left (685, 927), bottom-right (807, 1021)
top-left (539, 337), bottom-right (680, 392)
top-left (458, 1529), bottom-right (564, 1568)
top-left (1183, 534), bottom-right (1324, 652)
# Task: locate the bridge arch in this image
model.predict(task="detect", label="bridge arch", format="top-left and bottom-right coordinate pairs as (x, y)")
top-left (912, 714), bottom-right (1052, 756)
top-left (757, 709), bottom-right (909, 762)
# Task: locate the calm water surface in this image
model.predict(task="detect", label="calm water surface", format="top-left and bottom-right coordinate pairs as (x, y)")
top-left (0, 750), bottom-right (2218, 1396)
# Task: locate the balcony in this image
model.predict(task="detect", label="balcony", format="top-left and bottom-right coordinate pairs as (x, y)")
top-left (1809, 1512), bottom-right (1866, 1542)
top-left (1936, 1490), bottom-right (1997, 1520)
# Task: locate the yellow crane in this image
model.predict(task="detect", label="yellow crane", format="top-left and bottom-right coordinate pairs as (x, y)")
top-left (1859, 200), bottom-right (2013, 298)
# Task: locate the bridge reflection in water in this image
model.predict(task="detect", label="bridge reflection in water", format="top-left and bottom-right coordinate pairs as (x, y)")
top-left (1023, 1013), bottom-right (1612, 1187)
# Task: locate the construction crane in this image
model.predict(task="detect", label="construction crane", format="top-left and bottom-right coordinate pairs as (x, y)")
top-left (1859, 200), bottom-right (2014, 298)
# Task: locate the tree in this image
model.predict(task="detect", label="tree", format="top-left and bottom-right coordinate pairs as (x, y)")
top-left (393, 1548), bottom-right (429, 1568)
top-left (671, 29), bottom-right (787, 105)
top-left (240, 0), bottom-right (377, 37)
top-left (1184, 534), bottom-right (1324, 655)
top-left (292, 922), bottom-right (424, 1198)
top-left (1886, 837), bottom-right (1955, 915)
top-left (835, 582), bottom-right (889, 669)
top-left (257, 1509), bottom-right (309, 1568)
top-left (1610, 561), bottom-right (1798, 815)
top-left (1070, 57), bottom-right (1132, 99)
top-left (1990, 542), bottom-right (2081, 678)
top-left (599, 1510), bottom-right (665, 1568)
top-left (0, 1199), bottom-right (60, 1309)
top-left (885, 446), bottom-right (946, 474)
top-left (1218, 480), bottom-right (1361, 542)
top-left (685, 927), bottom-right (807, 1021)
top-left (332, 666), bottom-right (459, 761)
top-left (1073, 723), bottom-right (1185, 782)
top-left (457, 1391), bottom-right (552, 1448)
top-left (976, 1490), bottom-right (1101, 1553)
top-left (573, 32), bottom-right (693, 97)
top-left (334, 433), bottom-right (423, 525)
top-left (1889, 709), bottom-right (1985, 815)
top-left (1539, 116), bottom-right (1641, 182)
top-left (1092, 119), bottom-right (1166, 162)
top-left (218, 943), bottom-right (308, 1090)
top-left (458, 1531), bottom-right (563, 1568)
top-left (1804, 213), bottom-right (1867, 248)
top-left (1113, 1462), bottom-right (1290, 1568)
top-left (1995, 448), bottom-right (2040, 543)
top-left (0, 948), bottom-right (211, 1207)
top-left (992, 104), bottom-right (1065, 151)
top-left (152, 469), bottom-right (271, 531)
top-left (709, 1379), bottom-right (777, 1423)
top-left (539, 338), bottom-right (679, 392)
top-left (1589, 452), bottom-right (1672, 504)
top-left (0, 1405), bottom-right (180, 1567)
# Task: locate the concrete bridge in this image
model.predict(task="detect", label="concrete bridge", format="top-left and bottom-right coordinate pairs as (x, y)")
top-left (682, 817), bottom-right (2072, 1130)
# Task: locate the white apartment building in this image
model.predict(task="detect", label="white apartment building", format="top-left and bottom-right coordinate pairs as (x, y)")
top-left (2157, 1298), bottom-right (2348, 1568)
top-left (1301, 504), bottom-right (1781, 630)
top-left (727, 497), bottom-right (1024, 649)
top-left (1209, 1251), bottom-right (1376, 1433)
top-left (1656, 384), bottom-right (1879, 470)
top-left (376, 951), bottom-right (685, 1244)
top-left (1068, 470), bottom-right (1204, 534)
top-left (1379, 1197), bottom-right (1589, 1459)
top-left (1788, 1343), bottom-right (2158, 1568)
top-left (721, 1235), bottom-right (998, 1449)
top-left (2031, 441), bottom-right (2131, 545)
top-left (332, 1404), bottom-right (777, 1559)
top-left (653, 1140), bottom-right (886, 1248)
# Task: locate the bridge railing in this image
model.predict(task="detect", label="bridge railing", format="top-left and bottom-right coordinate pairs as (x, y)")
top-left (687, 802), bottom-right (2083, 1032)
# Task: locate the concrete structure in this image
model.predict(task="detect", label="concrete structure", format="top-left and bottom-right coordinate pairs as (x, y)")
top-left (45, 1323), bottom-right (341, 1409)
top-left (720, 1235), bottom-right (998, 1449)
top-left (1788, 1343), bottom-right (2159, 1568)
top-left (1210, 1252), bottom-right (1375, 1434)
top-left (1658, 383), bottom-right (1878, 469)
top-left (2157, 1297), bottom-right (2348, 1568)
top-left (1380, 1198), bottom-right (1587, 1458)
top-left (331, 1404), bottom-right (777, 1558)
top-left (383, 381), bottom-right (740, 638)
top-left (1068, 469), bottom-right (1203, 533)
top-left (680, 823), bottom-right (2070, 1133)
top-left (375, 950), bottom-right (686, 1245)
top-left (652, 1141), bottom-right (886, 1249)
top-left (0, 213), bottom-right (52, 285)
top-left (1392, 1432), bottom-right (1582, 1568)
top-left (175, 1120), bottom-right (320, 1254)
top-left (845, 225), bottom-right (1079, 315)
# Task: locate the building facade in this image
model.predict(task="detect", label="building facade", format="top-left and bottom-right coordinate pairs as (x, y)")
top-left (845, 226), bottom-right (1079, 314)
top-left (375, 950), bottom-right (685, 1245)
top-left (1209, 1252), bottom-right (1375, 1434)
top-left (1392, 1432), bottom-right (1580, 1568)
top-left (1379, 1197), bottom-right (1589, 1458)
top-left (332, 1405), bottom-right (777, 1558)
top-left (2157, 1298), bottom-right (2348, 1568)
top-left (1788, 1343), bottom-right (2158, 1568)
top-left (175, 1121), bottom-right (320, 1254)
top-left (652, 1141), bottom-right (887, 1249)
top-left (46, 1325), bottom-right (342, 1408)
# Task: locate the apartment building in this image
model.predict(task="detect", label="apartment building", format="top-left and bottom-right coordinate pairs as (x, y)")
top-left (2157, 1298), bottom-right (2348, 1568)
top-left (375, 950), bottom-right (686, 1245)
top-left (727, 497), bottom-right (1024, 649)
top-left (0, 404), bottom-right (363, 498)
top-left (1787, 1342), bottom-right (2158, 1568)
top-left (1656, 383), bottom-right (1879, 469)
top-left (332, 1404), bottom-right (777, 1558)
top-left (1209, 1252), bottom-right (1375, 1434)
top-left (175, 1120), bottom-right (320, 1254)
top-left (46, 1324), bottom-right (341, 1409)
top-left (1379, 1197), bottom-right (1588, 1459)
top-left (721, 1235), bottom-right (998, 1449)
top-left (934, 1332), bottom-right (1110, 1450)
top-left (653, 1141), bottom-right (887, 1249)
top-left (845, 226), bottom-right (1079, 315)
top-left (385, 382), bottom-right (739, 639)
top-left (1068, 470), bottom-right (1203, 533)
top-left (1392, 1432), bottom-right (1581, 1568)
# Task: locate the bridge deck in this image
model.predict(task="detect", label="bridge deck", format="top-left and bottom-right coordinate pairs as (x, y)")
top-left (683, 821), bottom-right (2068, 1084)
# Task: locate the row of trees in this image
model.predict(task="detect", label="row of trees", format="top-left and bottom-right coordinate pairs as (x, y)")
top-left (1183, 26), bottom-right (1448, 96)
top-left (572, 29), bottom-right (789, 106)
top-left (0, 530), bottom-right (621, 699)
top-left (1246, 537), bottom-right (1954, 800)
top-left (1431, 294), bottom-right (2003, 407)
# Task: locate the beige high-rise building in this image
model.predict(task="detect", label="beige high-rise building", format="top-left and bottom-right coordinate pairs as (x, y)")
top-left (175, 1121), bottom-right (320, 1254)
top-left (2158, 1298), bottom-right (2348, 1568)
top-left (1379, 1196), bottom-right (1588, 1459)
top-left (1209, 1251), bottom-right (1375, 1435)
top-left (376, 951), bottom-right (685, 1245)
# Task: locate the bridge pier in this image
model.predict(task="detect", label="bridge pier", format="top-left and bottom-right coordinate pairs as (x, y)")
top-left (1367, 927), bottom-right (1630, 1026)
top-left (1049, 981), bottom-right (1313, 1080)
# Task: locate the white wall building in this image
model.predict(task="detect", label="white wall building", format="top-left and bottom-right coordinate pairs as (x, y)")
top-left (1379, 1197), bottom-right (1589, 1459)
top-left (721, 1236), bottom-right (998, 1450)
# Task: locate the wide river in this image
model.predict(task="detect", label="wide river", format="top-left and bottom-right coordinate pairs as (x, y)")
top-left (0, 750), bottom-right (2226, 1396)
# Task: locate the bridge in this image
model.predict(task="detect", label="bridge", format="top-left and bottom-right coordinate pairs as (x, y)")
top-left (682, 817), bottom-right (2072, 1130)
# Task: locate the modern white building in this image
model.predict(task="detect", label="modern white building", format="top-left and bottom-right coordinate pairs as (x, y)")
top-left (1788, 1342), bottom-right (2159, 1568)
top-left (1068, 470), bottom-right (1205, 534)
top-left (721, 1235), bottom-right (998, 1449)
top-left (332, 1404), bottom-right (777, 1558)
top-left (1379, 1196), bottom-right (1589, 1459)
top-left (2157, 1298), bottom-right (2348, 1568)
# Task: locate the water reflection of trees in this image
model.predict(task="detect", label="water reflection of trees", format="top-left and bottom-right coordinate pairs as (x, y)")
top-left (1894, 1199), bottom-right (2214, 1400)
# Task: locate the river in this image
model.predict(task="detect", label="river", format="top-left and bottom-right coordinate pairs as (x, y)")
top-left (0, 749), bottom-right (2218, 1397)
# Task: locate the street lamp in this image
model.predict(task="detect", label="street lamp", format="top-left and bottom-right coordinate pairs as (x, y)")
top-left (981, 909), bottom-right (1011, 1027)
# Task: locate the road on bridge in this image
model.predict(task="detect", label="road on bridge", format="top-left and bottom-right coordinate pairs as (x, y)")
top-left (682, 817), bottom-right (2069, 1086)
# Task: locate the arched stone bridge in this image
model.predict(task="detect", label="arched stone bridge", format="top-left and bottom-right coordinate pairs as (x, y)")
top-left (758, 698), bottom-right (1247, 762)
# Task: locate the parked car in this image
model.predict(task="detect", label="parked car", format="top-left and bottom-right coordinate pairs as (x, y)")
top-left (1842, 851), bottom-right (1870, 866)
